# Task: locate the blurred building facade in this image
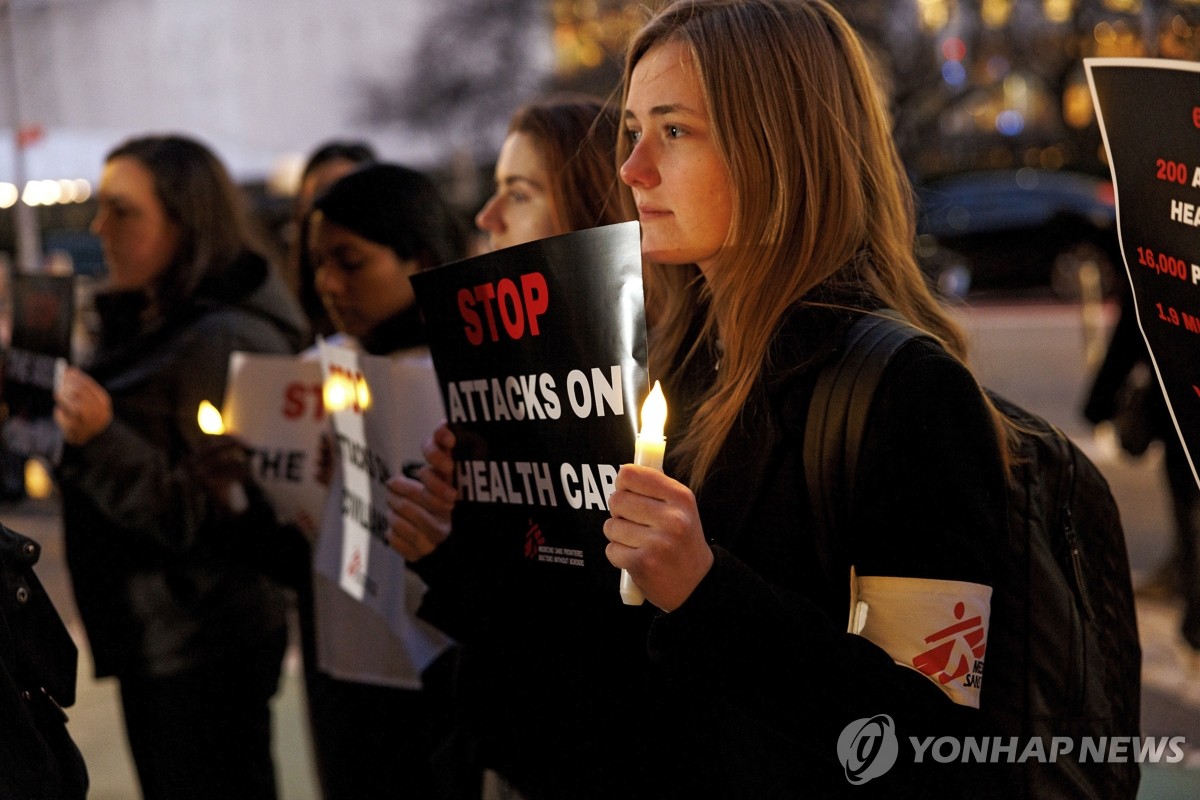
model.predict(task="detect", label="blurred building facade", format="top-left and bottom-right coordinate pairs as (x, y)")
top-left (0, 0), bottom-right (550, 186)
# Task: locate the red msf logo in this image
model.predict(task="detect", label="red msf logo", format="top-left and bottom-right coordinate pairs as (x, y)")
top-left (912, 601), bottom-right (986, 685)
top-left (524, 521), bottom-right (545, 559)
top-left (346, 548), bottom-right (363, 578)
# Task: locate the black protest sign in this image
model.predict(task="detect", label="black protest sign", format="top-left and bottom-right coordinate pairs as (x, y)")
top-left (1, 274), bottom-right (73, 459)
top-left (1087, 58), bottom-right (1200, 488)
top-left (411, 221), bottom-right (647, 587)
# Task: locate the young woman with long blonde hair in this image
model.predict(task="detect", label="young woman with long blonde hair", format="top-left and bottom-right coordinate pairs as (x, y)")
top-left (601, 0), bottom-right (1010, 795)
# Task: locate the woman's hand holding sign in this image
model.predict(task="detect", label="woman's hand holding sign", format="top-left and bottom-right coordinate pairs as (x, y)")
top-left (604, 464), bottom-right (713, 612)
top-left (385, 423), bottom-right (459, 561)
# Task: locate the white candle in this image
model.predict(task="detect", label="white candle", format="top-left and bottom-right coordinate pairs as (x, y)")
top-left (196, 400), bottom-right (248, 513)
top-left (622, 380), bottom-right (667, 605)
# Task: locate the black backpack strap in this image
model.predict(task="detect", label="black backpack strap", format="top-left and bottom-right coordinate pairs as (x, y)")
top-left (803, 311), bottom-right (932, 576)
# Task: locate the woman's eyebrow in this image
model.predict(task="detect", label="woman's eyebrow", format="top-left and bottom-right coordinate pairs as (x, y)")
top-left (497, 175), bottom-right (545, 191)
top-left (625, 103), bottom-right (702, 120)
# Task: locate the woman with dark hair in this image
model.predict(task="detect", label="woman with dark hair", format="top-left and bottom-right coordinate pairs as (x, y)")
top-left (302, 163), bottom-right (466, 799)
top-left (52, 134), bottom-right (308, 800)
top-left (474, 94), bottom-right (624, 251)
top-left (282, 140), bottom-right (378, 339)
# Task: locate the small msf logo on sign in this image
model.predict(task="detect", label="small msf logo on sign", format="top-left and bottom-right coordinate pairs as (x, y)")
top-left (346, 548), bottom-right (363, 579)
top-left (837, 714), bottom-right (899, 785)
top-left (523, 520), bottom-right (545, 559)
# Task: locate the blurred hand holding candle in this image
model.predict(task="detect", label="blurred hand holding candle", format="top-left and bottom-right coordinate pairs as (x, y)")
top-left (622, 380), bottom-right (667, 605)
top-left (196, 400), bottom-right (249, 514)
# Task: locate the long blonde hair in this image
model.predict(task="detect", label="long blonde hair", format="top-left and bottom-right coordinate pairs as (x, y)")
top-left (619, 0), bottom-right (1007, 487)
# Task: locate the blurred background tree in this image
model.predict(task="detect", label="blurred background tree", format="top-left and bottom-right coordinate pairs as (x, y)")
top-left (370, 0), bottom-right (1200, 183)
top-left (357, 0), bottom-right (552, 161)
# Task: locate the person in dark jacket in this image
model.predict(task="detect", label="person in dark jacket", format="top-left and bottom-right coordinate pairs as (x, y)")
top-left (51, 134), bottom-right (308, 800)
top-left (0, 521), bottom-right (88, 800)
top-left (1084, 285), bottom-right (1200, 647)
top-left (393, 2), bottom-right (1011, 798)
top-left (299, 163), bottom-right (466, 800)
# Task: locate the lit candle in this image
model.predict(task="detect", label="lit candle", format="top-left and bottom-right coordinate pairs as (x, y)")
top-left (322, 372), bottom-right (370, 413)
top-left (196, 400), bottom-right (247, 513)
top-left (24, 458), bottom-right (53, 499)
top-left (622, 380), bottom-right (668, 605)
top-left (197, 400), bottom-right (226, 435)
top-left (322, 374), bottom-right (350, 413)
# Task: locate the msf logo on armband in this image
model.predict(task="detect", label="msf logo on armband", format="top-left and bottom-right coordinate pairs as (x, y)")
top-left (847, 570), bottom-right (992, 708)
top-left (912, 601), bottom-right (987, 690)
top-left (837, 714), bottom-right (899, 785)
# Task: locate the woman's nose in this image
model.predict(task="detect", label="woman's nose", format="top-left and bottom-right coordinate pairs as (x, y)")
top-left (620, 141), bottom-right (658, 189)
top-left (314, 264), bottom-right (340, 297)
top-left (475, 194), bottom-right (503, 235)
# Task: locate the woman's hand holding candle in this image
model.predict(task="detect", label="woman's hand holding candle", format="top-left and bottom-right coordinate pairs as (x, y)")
top-left (604, 464), bottom-right (713, 612)
top-left (606, 381), bottom-right (714, 610)
top-left (196, 400), bottom-right (249, 514)
top-left (620, 382), bottom-right (667, 605)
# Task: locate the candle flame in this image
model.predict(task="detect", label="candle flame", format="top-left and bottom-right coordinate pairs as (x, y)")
top-left (323, 374), bottom-right (351, 412)
top-left (323, 372), bottom-right (372, 412)
top-left (24, 458), bottom-right (53, 499)
top-left (355, 375), bottom-right (372, 411)
top-left (197, 400), bottom-right (226, 435)
top-left (639, 380), bottom-right (667, 440)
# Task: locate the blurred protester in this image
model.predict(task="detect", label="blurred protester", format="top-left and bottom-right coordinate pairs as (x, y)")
top-left (385, 95), bottom-right (636, 799)
top-left (473, 94), bottom-right (625, 252)
top-left (0, 520), bottom-right (88, 800)
top-left (52, 134), bottom-right (308, 800)
top-left (1084, 287), bottom-right (1200, 647)
top-left (284, 141), bottom-right (377, 340)
top-left (302, 163), bottom-right (466, 800)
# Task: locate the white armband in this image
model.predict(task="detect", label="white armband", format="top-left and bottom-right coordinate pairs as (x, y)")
top-left (847, 567), bottom-right (991, 708)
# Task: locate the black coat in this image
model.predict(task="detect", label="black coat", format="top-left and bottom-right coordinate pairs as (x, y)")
top-left (648, 300), bottom-right (1008, 798)
top-left (56, 254), bottom-right (308, 680)
top-left (0, 522), bottom-right (88, 800)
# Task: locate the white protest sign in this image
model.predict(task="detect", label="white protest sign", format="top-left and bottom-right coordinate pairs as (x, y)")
top-left (314, 341), bottom-right (447, 649)
top-left (221, 352), bottom-right (327, 527)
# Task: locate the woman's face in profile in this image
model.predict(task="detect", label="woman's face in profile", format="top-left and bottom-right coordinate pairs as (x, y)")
top-left (309, 213), bottom-right (419, 339)
top-left (620, 40), bottom-right (733, 276)
top-left (90, 156), bottom-right (181, 291)
top-left (474, 131), bottom-right (560, 252)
